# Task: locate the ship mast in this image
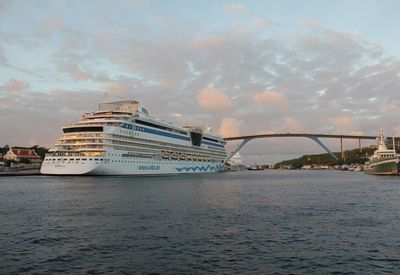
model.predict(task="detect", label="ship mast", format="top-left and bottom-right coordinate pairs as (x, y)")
top-left (377, 128), bottom-right (386, 151)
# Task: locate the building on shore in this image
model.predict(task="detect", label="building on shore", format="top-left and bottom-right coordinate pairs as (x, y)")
top-left (3, 148), bottom-right (42, 167)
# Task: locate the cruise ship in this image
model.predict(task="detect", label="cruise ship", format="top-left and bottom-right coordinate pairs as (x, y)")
top-left (40, 100), bottom-right (227, 175)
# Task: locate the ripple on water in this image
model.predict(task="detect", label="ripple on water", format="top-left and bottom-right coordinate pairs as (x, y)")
top-left (1, 171), bottom-right (400, 273)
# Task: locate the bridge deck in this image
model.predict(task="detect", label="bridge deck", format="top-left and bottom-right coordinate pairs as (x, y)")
top-left (223, 133), bottom-right (399, 141)
top-left (222, 133), bottom-right (400, 163)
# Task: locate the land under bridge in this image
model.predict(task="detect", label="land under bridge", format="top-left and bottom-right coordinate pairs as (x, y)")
top-left (223, 133), bottom-right (400, 162)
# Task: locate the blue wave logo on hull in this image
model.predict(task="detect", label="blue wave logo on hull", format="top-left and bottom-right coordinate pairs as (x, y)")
top-left (176, 164), bottom-right (222, 173)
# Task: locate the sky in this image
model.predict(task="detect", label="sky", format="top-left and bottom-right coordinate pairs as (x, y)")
top-left (1, 0), bottom-right (400, 163)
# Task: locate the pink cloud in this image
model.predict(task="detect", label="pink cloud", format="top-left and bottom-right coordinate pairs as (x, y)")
top-left (71, 68), bottom-right (91, 81)
top-left (282, 116), bottom-right (302, 132)
top-left (328, 116), bottom-right (353, 129)
top-left (103, 81), bottom-right (132, 97)
top-left (252, 91), bottom-right (288, 108)
top-left (196, 87), bottom-right (233, 111)
top-left (27, 138), bottom-right (39, 146)
top-left (193, 36), bottom-right (226, 50)
top-left (384, 103), bottom-right (399, 112)
top-left (350, 130), bottom-right (366, 135)
top-left (2, 78), bottom-right (29, 92)
top-left (218, 117), bottom-right (242, 137)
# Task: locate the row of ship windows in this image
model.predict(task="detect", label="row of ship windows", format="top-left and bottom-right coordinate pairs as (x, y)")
top-left (112, 136), bottom-right (226, 156)
top-left (44, 158), bottom-right (221, 164)
top-left (61, 133), bottom-right (225, 153)
top-left (60, 139), bottom-right (225, 156)
top-left (111, 141), bottom-right (226, 157)
top-left (64, 130), bottom-right (225, 146)
top-left (113, 146), bottom-right (224, 162)
top-left (64, 133), bottom-right (103, 138)
top-left (45, 158), bottom-right (102, 162)
top-left (59, 139), bottom-right (104, 144)
top-left (57, 141), bottom-right (226, 158)
top-left (54, 148), bottom-right (225, 162)
top-left (66, 119), bottom-right (223, 144)
top-left (59, 145), bottom-right (104, 150)
top-left (380, 154), bottom-right (394, 158)
top-left (54, 148), bottom-right (225, 163)
top-left (112, 134), bottom-right (225, 150)
top-left (58, 143), bottom-right (225, 158)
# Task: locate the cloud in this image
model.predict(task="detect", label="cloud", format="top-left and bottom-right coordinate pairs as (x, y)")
top-left (196, 87), bottom-right (233, 111)
top-left (218, 117), bottom-right (242, 137)
top-left (298, 18), bottom-right (320, 29)
top-left (0, 1), bottom-right (10, 14)
top-left (0, 87), bottom-right (101, 146)
top-left (328, 116), bottom-right (354, 130)
top-left (70, 68), bottom-right (91, 81)
top-left (1, 79), bottom-right (29, 92)
top-left (0, 48), bottom-right (7, 65)
top-left (252, 91), bottom-right (288, 108)
top-left (282, 116), bottom-right (302, 132)
top-left (104, 81), bottom-right (130, 96)
top-left (1, 7), bottom-right (400, 161)
top-left (394, 126), bottom-right (400, 136)
top-left (252, 16), bottom-right (274, 30)
top-left (224, 4), bottom-right (248, 13)
top-left (384, 103), bottom-right (399, 112)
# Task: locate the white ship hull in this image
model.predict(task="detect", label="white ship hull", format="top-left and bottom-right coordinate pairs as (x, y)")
top-left (41, 158), bottom-right (223, 175)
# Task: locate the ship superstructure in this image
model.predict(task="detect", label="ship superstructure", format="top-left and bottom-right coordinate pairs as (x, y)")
top-left (41, 100), bottom-right (227, 175)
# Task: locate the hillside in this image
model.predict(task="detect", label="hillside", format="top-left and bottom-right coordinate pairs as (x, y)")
top-left (274, 147), bottom-right (376, 169)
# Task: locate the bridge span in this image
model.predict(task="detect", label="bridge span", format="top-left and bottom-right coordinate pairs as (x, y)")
top-left (223, 133), bottom-right (400, 162)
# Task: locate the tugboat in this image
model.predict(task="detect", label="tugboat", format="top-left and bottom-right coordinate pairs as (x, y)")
top-left (364, 128), bottom-right (400, 175)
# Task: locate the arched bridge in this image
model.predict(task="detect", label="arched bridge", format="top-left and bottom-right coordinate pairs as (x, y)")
top-left (223, 133), bottom-right (400, 162)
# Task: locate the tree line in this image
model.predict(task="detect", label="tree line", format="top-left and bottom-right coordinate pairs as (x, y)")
top-left (274, 147), bottom-right (375, 169)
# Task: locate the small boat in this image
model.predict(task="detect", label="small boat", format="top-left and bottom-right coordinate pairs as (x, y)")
top-left (364, 128), bottom-right (400, 175)
top-left (247, 165), bottom-right (264, 171)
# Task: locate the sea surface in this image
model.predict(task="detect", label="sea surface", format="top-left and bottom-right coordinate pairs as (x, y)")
top-left (1, 170), bottom-right (400, 274)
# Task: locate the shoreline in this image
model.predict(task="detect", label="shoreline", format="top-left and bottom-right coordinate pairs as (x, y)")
top-left (0, 169), bottom-right (41, 177)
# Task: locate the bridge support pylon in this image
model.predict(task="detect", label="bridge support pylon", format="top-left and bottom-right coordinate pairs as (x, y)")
top-left (224, 138), bottom-right (252, 164)
top-left (309, 137), bottom-right (339, 161)
top-left (341, 138), bottom-right (344, 160)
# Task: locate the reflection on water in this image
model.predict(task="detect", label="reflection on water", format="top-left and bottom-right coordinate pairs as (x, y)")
top-left (1, 170), bottom-right (400, 273)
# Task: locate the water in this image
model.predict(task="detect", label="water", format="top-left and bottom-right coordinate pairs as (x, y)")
top-left (1, 170), bottom-right (400, 274)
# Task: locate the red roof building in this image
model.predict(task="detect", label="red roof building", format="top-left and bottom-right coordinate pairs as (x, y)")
top-left (4, 148), bottom-right (42, 163)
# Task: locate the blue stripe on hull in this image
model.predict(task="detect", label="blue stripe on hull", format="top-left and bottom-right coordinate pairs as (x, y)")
top-left (134, 125), bottom-right (190, 141)
top-left (133, 125), bottom-right (225, 148)
top-left (175, 164), bottom-right (223, 172)
top-left (202, 140), bottom-right (225, 148)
